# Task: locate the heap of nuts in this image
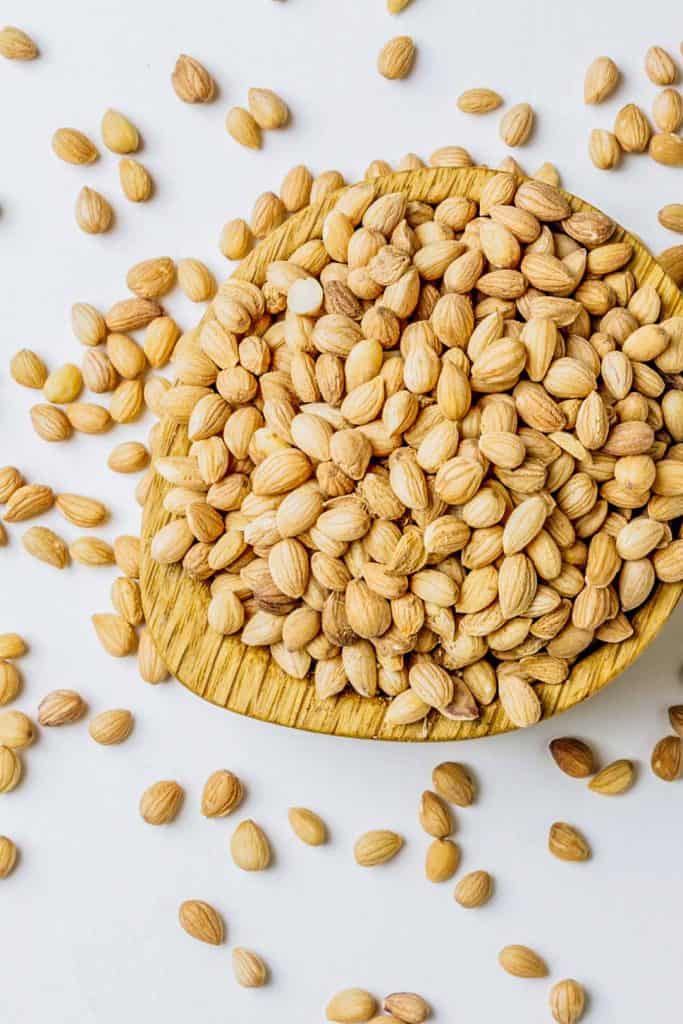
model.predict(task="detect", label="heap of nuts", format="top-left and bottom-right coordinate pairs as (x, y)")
top-left (142, 173), bottom-right (682, 729)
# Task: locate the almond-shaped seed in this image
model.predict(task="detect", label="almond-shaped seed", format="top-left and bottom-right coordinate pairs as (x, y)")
top-left (0, 634), bottom-right (27, 659)
top-left (0, 26), bottom-right (38, 60)
top-left (645, 45), bottom-right (677, 86)
top-left (201, 769), bottom-right (244, 817)
top-left (383, 993), bottom-right (431, 1023)
top-left (354, 829), bottom-right (403, 866)
top-left (22, 526), bottom-right (69, 568)
top-left (425, 838), bottom-right (460, 882)
top-left (248, 87), bottom-right (289, 129)
top-left (91, 613), bottom-right (137, 657)
top-left (178, 900), bottom-right (224, 944)
top-left (230, 819), bottom-right (271, 870)
top-left (378, 35), bottom-right (416, 79)
top-left (288, 807), bottom-right (327, 845)
top-left (171, 54), bottom-right (216, 103)
top-left (584, 56), bottom-right (620, 103)
top-left (614, 103), bottom-right (651, 153)
top-left (457, 88), bottom-right (503, 114)
top-left (52, 128), bottom-right (99, 165)
top-left (454, 869), bottom-right (493, 908)
top-left (432, 761), bottom-right (475, 806)
top-left (549, 978), bottom-right (586, 1024)
top-left (589, 129), bottom-right (621, 170)
top-left (225, 107), bottom-right (261, 149)
top-left (549, 737), bottom-right (595, 778)
top-left (10, 348), bottom-right (47, 388)
top-left (498, 945), bottom-right (548, 979)
top-left (71, 303), bottom-right (107, 345)
top-left (651, 735), bottom-right (681, 781)
top-left (0, 661), bottom-right (21, 705)
top-left (326, 989), bottom-right (377, 1022)
top-left (548, 821), bottom-right (591, 861)
top-left (119, 158), bottom-right (153, 202)
top-left (588, 758), bottom-right (634, 795)
top-left (500, 103), bottom-right (534, 147)
top-left (57, 491), bottom-right (110, 528)
top-left (140, 780), bottom-right (184, 824)
top-left (138, 628), bottom-right (169, 684)
top-left (0, 710), bottom-right (34, 749)
top-left (101, 108), bottom-right (139, 153)
top-left (75, 187), bottom-right (113, 234)
top-left (37, 689), bottom-right (86, 726)
top-left (89, 709), bottom-right (133, 745)
top-left (0, 835), bottom-right (18, 878)
top-left (232, 948), bottom-right (268, 988)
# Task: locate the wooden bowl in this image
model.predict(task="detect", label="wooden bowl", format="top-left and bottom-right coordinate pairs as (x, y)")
top-left (140, 166), bottom-right (683, 741)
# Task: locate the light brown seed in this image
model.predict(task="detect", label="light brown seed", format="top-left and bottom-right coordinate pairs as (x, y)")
top-left (326, 988), bottom-right (377, 1022)
top-left (230, 819), bottom-right (271, 870)
top-left (225, 107), bottom-right (261, 149)
top-left (88, 709), bottom-right (133, 745)
top-left (0, 26), bottom-right (38, 59)
top-left (425, 838), bottom-right (460, 882)
top-left (52, 128), bottom-right (99, 165)
top-left (171, 54), bottom-right (216, 103)
top-left (248, 87), bottom-right (289, 129)
top-left (354, 829), bottom-right (403, 866)
top-left (22, 526), bottom-right (69, 568)
top-left (0, 634), bottom-right (27, 659)
top-left (178, 900), bottom-right (224, 944)
top-left (548, 821), bottom-right (591, 861)
top-left (232, 948), bottom-right (268, 988)
top-left (549, 737), bottom-right (595, 778)
top-left (0, 835), bottom-right (18, 878)
top-left (457, 88), bottom-right (503, 114)
top-left (500, 103), bottom-right (534, 146)
top-left (549, 978), bottom-right (586, 1024)
top-left (651, 735), bottom-right (681, 781)
top-left (0, 710), bottom-right (34, 749)
top-left (75, 187), bottom-right (113, 234)
top-left (383, 993), bottom-right (431, 1023)
top-left (454, 869), bottom-right (493, 908)
top-left (91, 613), bottom-right (137, 657)
top-left (288, 807), bottom-right (327, 845)
top-left (588, 758), bottom-right (634, 795)
top-left (378, 35), bottom-right (416, 79)
top-left (37, 689), bottom-right (86, 726)
top-left (498, 944), bottom-right (548, 978)
top-left (119, 158), bottom-right (153, 202)
top-left (101, 108), bottom-right (139, 153)
top-left (0, 746), bottom-right (22, 792)
top-left (140, 780), bottom-right (184, 824)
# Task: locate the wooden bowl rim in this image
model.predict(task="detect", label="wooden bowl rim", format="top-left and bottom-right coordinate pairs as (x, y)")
top-left (141, 165), bottom-right (683, 742)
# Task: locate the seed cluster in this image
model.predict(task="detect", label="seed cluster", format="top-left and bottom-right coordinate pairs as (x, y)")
top-left (148, 174), bottom-right (683, 729)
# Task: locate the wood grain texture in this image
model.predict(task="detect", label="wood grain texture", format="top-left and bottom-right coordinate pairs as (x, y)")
top-left (140, 166), bottom-right (683, 741)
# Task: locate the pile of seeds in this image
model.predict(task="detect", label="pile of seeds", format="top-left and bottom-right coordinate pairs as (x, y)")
top-left (147, 174), bottom-right (683, 729)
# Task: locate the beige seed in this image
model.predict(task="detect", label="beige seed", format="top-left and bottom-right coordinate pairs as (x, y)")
top-left (230, 819), bottom-right (271, 870)
top-left (383, 993), bottom-right (431, 1023)
top-left (645, 45), bottom-right (678, 86)
top-left (171, 54), bottom-right (216, 103)
top-left (89, 709), bottom-right (134, 745)
top-left (498, 944), bottom-right (548, 978)
top-left (52, 128), bottom-right (99, 165)
top-left (0, 634), bottom-right (27, 659)
top-left (589, 128), bottom-right (621, 170)
top-left (0, 710), bottom-right (34, 750)
top-left (549, 978), bottom-right (586, 1024)
top-left (584, 56), bottom-right (620, 103)
top-left (75, 187), bottom-right (113, 234)
top-left (288, 807), bottom-right (327, 845)
top-left (101, 108), bottom-right (139, 153)
top-left (425, 838), bottom-right (460, 882)
top-left (201, 769), bottom-right (244, 817)
top-left (0, 835), bottom-right (18, 878)
top-left (0, 746), bottom-right (22, 792)
top-left (548, 821), bottom-right (591, 861)
top-left (0, 661), bottom-right (21, 705)
top-left (225, 107), bottom-right (261, 149)
top-left (457, 88), bottom-right (503, 114)
top-left (178, 900), bottom-right (224, 944)
top-left (140, 780), bottom-right (184, 824)
top-left (248, 87), bottom-right (289, 129)
top-left (91, 613), bottom-right (137, 657)
top-left (500, 103), bottom-right (534, 147)
top-left (22, 526), bottom-right (69, 569)
top-left (119, 158), bottom-right (153, 202)
top-left (220, 218), bottom-right (253, 260)
top-left (454, 869), bottom-right (493, 908)
top-left (354, 829), bottom-right (403, 866)
top-left (326, 989), bottom-right (377, 1022)
top-left (10, 348), bottom-right (47, 388)
top-left (378, 35), bottom-right (416, 79)
top-left (0, 26), bottom-right (38, 60)
top-left (37, 689), bottom-right (86, 726)
top-left (232, 948), bottom-right (268, 988)
top-left (588, 758), bottom-right (634, 795)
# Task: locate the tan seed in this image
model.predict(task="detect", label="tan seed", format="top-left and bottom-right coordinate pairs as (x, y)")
top-left (171, 54), bottom-right (215, 103)
top-left (140, 780), bottom-right (184, 824)
top-left (0, 710), bottom-right (34, 749)
top-left (454, 869), bottom-right (493, 908)
top-left (651, 735), bottom-right (681, 781)
top-left (230, 819), bottom-right (271, 870)
top-left (549, 737), bottom-right (595, 778)
top-left (178, 900), bottom-right (224, 944)
top-left (225, 106), bottom-right (261, 149)
top-left (354, 829), bottom-right (403, 867)
top-left (288, 807), bottom-right (327, 845)
top-left (383, 993), bottom-right (431, 1023)
top-left (378, 35), bottom-right (416, 79)
top-left (498, 944), bottom-right (548, 979)
top-left (248, 87), bottom-right (289, 129)
top-left (88, 709), bottom-right (133, 745)
top-left (233, 948), bottom-right (268, 988)
top-left (588, 758), bottom-right (634, 795)
top-left (22, 526), bottom-right (69, 569)
top-left (0, 835), bottom-right (18, 878)
top-left (548, 821), bottom-right (591, 861)
top-left (201, 769), bottom-right (244, 817)
top-left (101, 108), bottom-right (139, 153)
top-left (326, 988), bottom-right (377, 1022)
top-left (584, 56), bottom-right (620, 103)
top-left (549, 978), bottom-right (586, 1024)
top-left (0, 26), bottom-right (38, 60)
top-left (119, 158), bottom-right (153, 202)
top-left (75, 187), bottom-right (113, 234)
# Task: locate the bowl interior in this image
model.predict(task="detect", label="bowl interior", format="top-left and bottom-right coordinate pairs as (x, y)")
top-left (140, 166), bottom-right (683, 741)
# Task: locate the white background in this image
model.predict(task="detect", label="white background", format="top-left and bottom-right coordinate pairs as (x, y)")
top-left (1, 1), bottom-right (682, 1021)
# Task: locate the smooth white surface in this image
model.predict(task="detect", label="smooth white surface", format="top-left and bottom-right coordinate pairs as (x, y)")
top-left (1, 1), bottom-right (682, 1021)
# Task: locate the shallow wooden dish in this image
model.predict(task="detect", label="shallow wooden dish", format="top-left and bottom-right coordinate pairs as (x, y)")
top-left (141, 166), bottom-right (683, 741)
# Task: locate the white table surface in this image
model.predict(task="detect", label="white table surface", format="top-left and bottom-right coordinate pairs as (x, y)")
top-left (1, 1), bottom-right (682, 1021)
